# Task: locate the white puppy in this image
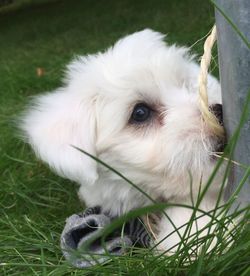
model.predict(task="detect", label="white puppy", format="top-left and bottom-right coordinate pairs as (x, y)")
top-left (21, 29), bottom-right (225, 253)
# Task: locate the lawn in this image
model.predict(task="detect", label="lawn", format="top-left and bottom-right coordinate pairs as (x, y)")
top-left (0, 0), bottom-right (249, 275)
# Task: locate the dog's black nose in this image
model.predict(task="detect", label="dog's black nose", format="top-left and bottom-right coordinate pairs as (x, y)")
top-left (210, 104), bottom-right (223, 125)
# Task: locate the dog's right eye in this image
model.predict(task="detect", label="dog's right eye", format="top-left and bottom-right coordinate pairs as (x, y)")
top-left (129, 103), bottom-right (153, 123)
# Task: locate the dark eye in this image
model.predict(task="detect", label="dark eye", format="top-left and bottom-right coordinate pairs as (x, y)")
top-left (130, 103), bottom-right (152, 123)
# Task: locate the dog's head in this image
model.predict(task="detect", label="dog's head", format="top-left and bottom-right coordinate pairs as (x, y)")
top-left (21, 29), bottom-right (225, 200)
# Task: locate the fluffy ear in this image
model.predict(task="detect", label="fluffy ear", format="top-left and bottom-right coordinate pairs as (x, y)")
top-left (20, 89), bottom-right (98, 185)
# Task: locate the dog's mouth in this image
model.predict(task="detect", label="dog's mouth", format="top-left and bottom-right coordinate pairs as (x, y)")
top-left (209, 104), bottom-right (227, 159)
top-left (210, 137), bottom-right (227, 161)
top-left (215, 140), bottom-right (226, 154)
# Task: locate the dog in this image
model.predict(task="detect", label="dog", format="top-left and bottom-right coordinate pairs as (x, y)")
top-left (21, 29), bottom-right (225, 254)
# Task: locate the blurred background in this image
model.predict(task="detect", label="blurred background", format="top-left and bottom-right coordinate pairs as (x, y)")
top-left (0, 0), bottom-right (217, 273)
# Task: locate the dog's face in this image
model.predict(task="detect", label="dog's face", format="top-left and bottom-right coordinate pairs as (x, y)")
top-left (21, 29), bottom-right (225, 202)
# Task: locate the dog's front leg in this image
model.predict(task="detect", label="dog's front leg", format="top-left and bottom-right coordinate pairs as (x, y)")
top-left (154, 201), bottom-right (218, 255)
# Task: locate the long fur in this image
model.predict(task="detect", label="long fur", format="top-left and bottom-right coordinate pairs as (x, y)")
top-left (20, 29), bottom-right (225, 253)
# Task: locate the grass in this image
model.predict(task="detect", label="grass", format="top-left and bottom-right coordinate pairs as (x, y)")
top-left (0, 0), bottom-right (249, 274)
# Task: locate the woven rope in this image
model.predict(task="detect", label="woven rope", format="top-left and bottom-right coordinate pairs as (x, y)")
top-left (198, 25), bottom-right (224, 137)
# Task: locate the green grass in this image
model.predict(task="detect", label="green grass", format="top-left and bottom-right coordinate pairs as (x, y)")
top-left (0, 0), bottom-right (249, 274)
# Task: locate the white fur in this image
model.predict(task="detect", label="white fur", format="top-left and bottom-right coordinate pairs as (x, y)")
top-left (21, 29), bottom-right (225, 253)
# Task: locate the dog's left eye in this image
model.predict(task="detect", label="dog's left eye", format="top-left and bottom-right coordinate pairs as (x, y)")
top-left (130, 103), bottom-right (153, 123)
